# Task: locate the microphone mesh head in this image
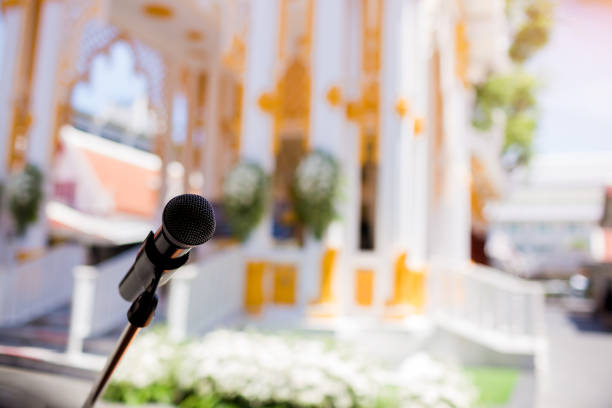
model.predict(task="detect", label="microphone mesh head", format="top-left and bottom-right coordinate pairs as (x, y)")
top-left (162, 194), bottom-right (216, 246)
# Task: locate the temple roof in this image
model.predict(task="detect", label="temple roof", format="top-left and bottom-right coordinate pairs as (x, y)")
top-left (49, 126), bottom-right (160, 245)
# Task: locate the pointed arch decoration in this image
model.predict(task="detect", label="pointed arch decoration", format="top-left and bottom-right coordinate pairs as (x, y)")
top-left (53, 0), bottom-right (170, 155)
top-left (454, 0), bottom-right (469, 86)
top-left (219, 0), bottom-right (250, 157)
top-left (272, 0), bottom-right (313, 154)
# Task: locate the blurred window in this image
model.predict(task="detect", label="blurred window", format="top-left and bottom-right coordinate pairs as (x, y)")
top-left (69, 41), bottom-right (156, 151)
top-left (359, 153), bottom-right (377, 251)
top-left (273, 135), bottom-right (306, 244)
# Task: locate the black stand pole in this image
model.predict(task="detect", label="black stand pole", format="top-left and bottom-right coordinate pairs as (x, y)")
top-left (81, 272), bottom-right (161, 408)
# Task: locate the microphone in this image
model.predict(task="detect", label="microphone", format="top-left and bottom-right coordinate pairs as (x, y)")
top-left (119, 194), bottom-right (216, 302)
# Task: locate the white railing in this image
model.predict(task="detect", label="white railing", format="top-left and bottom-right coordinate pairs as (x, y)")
top-left (0, 245), bottom-right (85, 326)
top-left (429, 261), bottom-right (547, 354)
top-left (67, 250), bottom-right (135, 354)
top-left (167, 248), bottom-right (244, 340)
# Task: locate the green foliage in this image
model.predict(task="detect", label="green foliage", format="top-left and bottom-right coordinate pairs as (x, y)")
top-left (178, 393), bottom-right (304, 408)
top-left (291, 150), bottom-right (340, 240)
top-left (104, 381), bottom-right (176, 406)
top-left (473, 71), bottom-right (538, 165)
top-left (6, 164), bottom-right (44, 236)
top-left (466, 367), bottom-right (518, 406)
top-left (473, 0), bottom-right (553, 167)
top-left (222, 162), bottom-right (268, 242)
top-left (509, 0), bottom-right (554, 63)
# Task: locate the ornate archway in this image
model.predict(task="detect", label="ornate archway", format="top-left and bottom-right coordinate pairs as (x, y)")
top-left (53, 1), bottom-right (171, 156)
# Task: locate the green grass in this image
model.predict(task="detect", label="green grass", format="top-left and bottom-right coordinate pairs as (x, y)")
top-left (466, 367), bottom-right (519, 407)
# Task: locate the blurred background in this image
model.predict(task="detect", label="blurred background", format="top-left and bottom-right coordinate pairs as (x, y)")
top-left (0, 0), bottom-right (610, 407)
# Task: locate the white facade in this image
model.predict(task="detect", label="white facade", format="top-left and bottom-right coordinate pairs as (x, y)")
top-left (0, 0), bottom-right (539, 327)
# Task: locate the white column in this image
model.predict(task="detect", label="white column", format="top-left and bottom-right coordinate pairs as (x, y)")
top-left (183, 71), bottom-right (196, 193)
top-left (303, 0), bottom-right (347, 309)
top-left (377, 0), bottom-right (413, 304)
top-left (203, 60), bottom-right (220, 198)
top-left (240, 0), bottom-right (280, 249)
top-left (167, 265), bottom-right (198, 341)
top-left (241, 0), bottom-right (279, 172)
top-left (378, 0), bottom-right (413, 252)
top-left (23, 1), bottom-right (66, 248)
top-left (434, 9), bottom-right (471, 264)
top-left (407, 0), bottom-right (429, 269)
top-left (27, 1), bottom-right (64, 170)
top-left (410, 135), bottom-right (430, 268)
top-left (340, 0), bottom-right (363, 312)
top-left (0, 5), bottom-right (26, 177)
top-left (310, 0), bottom-right (346, 157)
top-left (67, 266), bottom-right (97, 355)
top-left (159, 64), bottom-right (177, 209)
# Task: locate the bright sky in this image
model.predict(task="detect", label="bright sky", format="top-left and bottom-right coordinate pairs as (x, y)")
top-left (70, 42), bottom-right (148, 115)
top-left (527, 0), bottom-right (612, 153)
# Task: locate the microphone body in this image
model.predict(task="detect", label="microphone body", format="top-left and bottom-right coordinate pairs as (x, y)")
top-left (119, 226), bottom-right (191, 302)
top-left (118, 194), bottom-right (216, 302)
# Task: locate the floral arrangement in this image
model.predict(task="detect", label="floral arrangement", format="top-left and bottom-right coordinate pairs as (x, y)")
top-left (223, 162), bottom-right (268, 241)
top-left (292, 151), bottom-right (340, 240)
top-left (103, 330), bottom-right (179, 405)
top-left (104, 329), bottom-right (477, 408)
top-left (2, 164), bottom-right (44, 236)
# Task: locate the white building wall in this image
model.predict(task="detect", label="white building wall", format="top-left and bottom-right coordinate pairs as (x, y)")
top-left (240, 0), bottom-right (281, 250)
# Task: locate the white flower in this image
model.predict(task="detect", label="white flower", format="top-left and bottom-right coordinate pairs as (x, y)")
top-left (393, 353), bottom-right (478, 408)
top-left (294, 152), bottom-right (338, 203)
top-left (223, 163), bottom-right (264, 207)
top-left (111, 330), bottom-right (478, 408)
top-left (112, 330), bottom-right (176, 388)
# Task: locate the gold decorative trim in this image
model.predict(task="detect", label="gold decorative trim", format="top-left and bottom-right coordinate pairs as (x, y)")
top-left (272, 0), bottom-right (314, 154)
top-left (142, 3), bottom-right (173, 19)
top-left (1, 0), bottom-right (24, 11)
top-left (257, 92), bottom-right (277, 114)
top-left (186, 30), bottom-right (203, 41)
top-left (395, 98), bottom-right (410, 118)
top-left (357, 0), bottom-right (382, 164)
top-left (454, 0), bottom-right (469, 87)
top-left (346, 101), bottom-right (363, 121)
top-left (222, 36), bottom-right (246, 75)
top-left (7, 0), bottom-right (43, 171)
top-left (455, 21), bottom-right (469, 87)
top-left (326, 86), bottom-right (342, 107)
top-left (413, 117), bottom-right (425, 136)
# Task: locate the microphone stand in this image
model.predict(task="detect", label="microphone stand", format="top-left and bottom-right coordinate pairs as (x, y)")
top-left (81, 270), bottom-right (162, 408)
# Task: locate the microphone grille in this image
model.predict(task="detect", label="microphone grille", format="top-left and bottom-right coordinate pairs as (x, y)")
top-left (162, 194), bottom-right (216, 246)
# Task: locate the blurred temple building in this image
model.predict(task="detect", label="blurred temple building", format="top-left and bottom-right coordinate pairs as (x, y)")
top-left (486, 152), bottom-right (612, 278)
top-left (0, 0), bottom-right (546, 372)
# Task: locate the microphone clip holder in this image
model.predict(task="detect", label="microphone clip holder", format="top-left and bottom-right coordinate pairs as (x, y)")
top-left (82, 247), bottom-right (189, 407)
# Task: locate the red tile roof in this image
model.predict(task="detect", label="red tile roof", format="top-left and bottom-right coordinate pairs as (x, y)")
top-left (81, 149), bottom-right (159, 218)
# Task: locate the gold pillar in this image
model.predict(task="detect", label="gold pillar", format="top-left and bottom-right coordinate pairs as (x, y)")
top-left (244, 260), bottom-right (266, 314)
